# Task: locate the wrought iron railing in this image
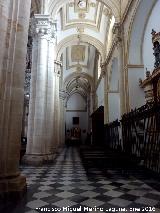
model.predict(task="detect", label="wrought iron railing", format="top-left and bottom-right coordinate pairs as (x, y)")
top-left (105, 102), bottom-right (160, 174)
top-left (104, 120), bottom-right (122, 150)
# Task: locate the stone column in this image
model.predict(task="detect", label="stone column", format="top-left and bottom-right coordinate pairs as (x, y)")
top-left (41, 0), bottom-right (49, 14)
top-left (53, 61), bottom-right (61, 148)
top-left (59, 90), bottom-right (66, 147)
top-left (24, 14), bottom-right (57, 165)
top-left (0, 0), bottom-right (31, 198)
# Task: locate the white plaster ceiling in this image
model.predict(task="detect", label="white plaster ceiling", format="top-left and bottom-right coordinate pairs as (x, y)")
top-left (55, 0), bottom-right (113, 47)
top-left (54, 0), bottom-right (113, 99)
top-left (31, 0), bottom-right (121, 102)
top-left (62, 42), bottom-right (96, 79)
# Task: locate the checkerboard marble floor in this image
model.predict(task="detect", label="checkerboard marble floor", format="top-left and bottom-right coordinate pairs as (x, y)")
top-left (1, 147), bottom-right (160, 213)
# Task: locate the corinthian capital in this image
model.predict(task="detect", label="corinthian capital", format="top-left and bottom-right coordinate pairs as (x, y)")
top-left (30, 14), bottom-right (56, 40)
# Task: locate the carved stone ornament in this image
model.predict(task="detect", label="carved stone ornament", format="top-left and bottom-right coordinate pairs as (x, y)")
top-left (90, 2), bottom-right (96, 7)
top-left (78, 12), bottom-right (86, 19)
top-left (71, 45), bottom-right (86, 62)
top-left (31, 14), bottom-right (56, 40)
top-left (139, 30), bottom-right (160, 103)
top-left (76, 64), bottom-right (82, 72)
top-left (69, 2), bottom-right (74, 7)
top-left (77, 27), bottom-right (84, 33)
top-left (24, 35), bottom-right (32, 102)
top-left (59, 90), bottom-right (67, 100)
top-left (112, 23), bottom-right (122, 43)
top-left (54, 60), bottom-right (62, 76)
top-left (152, 29), bottom-right (160, 69)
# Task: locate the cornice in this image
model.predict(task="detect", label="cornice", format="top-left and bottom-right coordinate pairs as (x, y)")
top-left (31, 14), bottom-right (56, 40)
top-left (128, 64), bottom-right (144, 68)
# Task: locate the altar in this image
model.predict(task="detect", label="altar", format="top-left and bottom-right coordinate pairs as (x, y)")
top-left (66, 127), bottom-right (81, 146)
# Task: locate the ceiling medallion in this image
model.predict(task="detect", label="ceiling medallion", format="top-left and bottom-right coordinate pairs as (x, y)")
top-left (78, 12), bottom-right (86, 19)
top-left (75, 0), bottom-right (88, 13)
top-left (77, 0), bottom-right (87, 9)
top-left (76, 65), bottom-right (82, 72)
top-left (77, 27), bottom-right (84, 33)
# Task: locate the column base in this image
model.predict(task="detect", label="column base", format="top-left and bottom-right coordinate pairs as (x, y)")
top-left (0, 174), bottom-right (26, 201)
top-left (22, 153), bottom-right (57, 166)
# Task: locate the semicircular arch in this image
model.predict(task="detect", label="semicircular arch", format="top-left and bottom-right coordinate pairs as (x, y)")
top-left (128, 0), bottom-right (157, 65)
top-left (64, 72), bottom-right (93, 92)
top-left (56, 34), bottom-right (105, 62)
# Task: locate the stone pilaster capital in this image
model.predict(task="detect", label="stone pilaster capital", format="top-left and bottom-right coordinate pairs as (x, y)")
top-left (54, 60), bottom-right (62, 76)
top-left (59, 90), bottom-right (67, 100)
top-left (31, 14), bottom-right (57, 41)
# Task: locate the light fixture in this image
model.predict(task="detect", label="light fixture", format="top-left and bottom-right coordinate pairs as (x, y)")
top-left (77, 0), bottom-right (86, 9)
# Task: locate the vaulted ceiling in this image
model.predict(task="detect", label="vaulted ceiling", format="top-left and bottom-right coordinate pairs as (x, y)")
top-left (55, 0), bottom-right (113, 44)
top-left (55, 0), bottom-right (116, 61)
top-left (53, 0), bottom-right (114, 100)
top-left (30, 0), bottom-right (128, 104)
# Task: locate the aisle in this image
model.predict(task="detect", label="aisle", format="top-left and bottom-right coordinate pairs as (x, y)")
top-left (2, 147), bottom-right (160, 213)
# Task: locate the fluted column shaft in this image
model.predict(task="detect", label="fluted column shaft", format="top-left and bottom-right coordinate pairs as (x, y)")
top-left (59, 90), bottom-right (66, 146)
top-left (53, 62), bottom-right (61, 148)
top-left (0, 0), bottom-right (31, 197)
top-left (24, 14), bottom-right (56, 164)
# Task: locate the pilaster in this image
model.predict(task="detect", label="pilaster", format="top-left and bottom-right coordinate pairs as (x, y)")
top-left (113, 23), bottom-right (126, 115)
